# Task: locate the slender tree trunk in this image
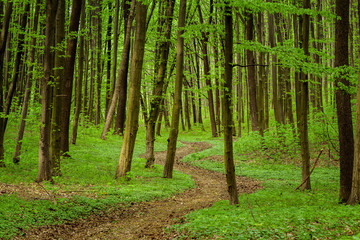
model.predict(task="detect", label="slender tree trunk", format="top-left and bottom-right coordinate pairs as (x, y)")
top-left (256, 12), bottom-right (266, 136)
top-left (163, 0), bottom-right (186, 178)
top-left (298, 0), bottom-right (311, 191)
top-left (145, 0), bottom-right (175, 168)
top-left (246, 11), bottom-right (258, 132)
top-left (114, 0), bottom-right (133, 135)
top-left (101, 0), bottom-right (135, 140)
top-left (116, 1), bottom-right (148, 178)
top-left (13, 0), bottom-right (40, 163)
top-left (347, 0), bottom-right (360, 206)
top-left (197, 1), bottom-right (217, 137)
top-left (37, 0), bottom-right (58, 182)
top-left (71, 0), bottom-right (86, 145)
top-left (184, 85), bottom-right (191, 130)
top-left (95, 1), bottom-right (102, 126)
top-left (223, 2), bottom-right (239, 205)
top-left (2, 3), bottom-right (30, 158)
top-left (59, 0), bottom-right (82, 155)
top-left (105, 4), bottom-right (113, 115)
top-left (50, 0), bottom-right (65, 176)
top-left (335, 0), bottom-right (353, 202)
top-left (0, 1), bottom-right (13, 167)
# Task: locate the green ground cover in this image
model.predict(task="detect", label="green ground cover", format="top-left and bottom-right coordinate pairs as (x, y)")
top-left (0, 122), bottom-right (192, 239)
top-left (173, 125), bottom-right (360, 239)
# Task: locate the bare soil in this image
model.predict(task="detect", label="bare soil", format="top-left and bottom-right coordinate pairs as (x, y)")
top-left (16, 142), bottom-right (261, 240)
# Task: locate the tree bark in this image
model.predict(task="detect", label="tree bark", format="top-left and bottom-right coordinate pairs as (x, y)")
top-left (0, 1), bottom-right (13, 167)
top-left (163, 0), bottom-right (186, 179)
top-left (298, 0), bottom-right (311, 191)
top-left (116, 1), bottom-right (148, 178)
top-left (50, 0), bottom-right (65, 175)
top-left (37, 0), bottom-right (58, 182)
top-left (13, 0), bottom-right (40, 163)
top-left (95, 1), bottom-right (102, 126)
top-left (245, 10), bottom-right (259, 132)
top-left (71, 0), bottom-right (86, 145)
top-left (197, 1), bottom-right (217, 137)
top-left (145, 0), bottom-right (175, 168)
top-left (347, 0), bottom-right (360, 206)
top-left (101, 0), bottom-right (135, 140)
top-left (59, 0), bottom-right (82, 155)
top-left (335, 0), bottom-right (353, 202)
top-left (114, 0), bottom-right (133, 135)
top-left (223, 2), bottom-right (239, 205)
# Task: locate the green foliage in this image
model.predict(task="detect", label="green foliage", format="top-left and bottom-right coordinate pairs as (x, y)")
top-left (169, 114), bottom-right (360, 239)
top-left (0, 124), bottom-right (194, 239)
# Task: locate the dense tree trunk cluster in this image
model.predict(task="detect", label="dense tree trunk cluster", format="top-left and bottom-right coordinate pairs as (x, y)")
top-left (0, 0), bottom-right (359, 205)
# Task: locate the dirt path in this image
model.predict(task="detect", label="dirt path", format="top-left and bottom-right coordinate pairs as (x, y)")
top-left (17, 142), bottom-right (261, 240)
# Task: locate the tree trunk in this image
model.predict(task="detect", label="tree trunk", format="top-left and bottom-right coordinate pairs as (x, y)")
top-left (50, 0), bottom-right (65, 176)
top-left (59, 0), bottom-right (82, 155)
top-left (13, 0), bottom-right (40, 163)
top-left (37, 0), bottom-right (58, 182)
top-left (105, 4), bottom-right (113, 115)
top-left (116, 1), bottom-right (148, 178)
top-left (144, 0), bottom-right (175, 168)
top-left (335, 0), bottom-right (353, 202)
top-left (256, 12), bottom-right (266, 136)
top-left (114, 0), bottom-right (133, 135)
top-left (197, 1), bottom-right (217, 137)
top-left (163, 0), bottom-right (186, 179)
top-left (245, 11), bottom-right (258, 132)
top-left (223, 2), bottom-right (239, 205)
top-left (298, 0), bottom-right (311, 191)
top-left (101, 0), bottom-right (135, 140)
top-left (184, 85), bottom-right (191, 131)
top-left (0, 1), bottom-right (13, 167)
top-left (95, 1), bottom-right (102, 126)
top-left (347, 0), bottom-right (360, 206)
top-left (71, 0), bottom-right (86, 145)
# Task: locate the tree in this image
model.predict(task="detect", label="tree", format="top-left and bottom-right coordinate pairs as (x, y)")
top-left (145, 0), bottom-right (175, 168)
top-left (60, 0), bottom-right (83, 155)
top-left (0, 1), bottom-right (13, 167)
top-left (37, 0), bottom-right (59, 182)
top-left (116, 1), bottom-right (148, 178)
top-left (335, 0), bottom-right (353, 202)
top-left (297, 0), bottom-right (311, 191)
top-left (163, 0), bottom-right (186, 179)
top-left (101, 0), bottom-right (136, 140)
top-left (13, 0), bottom-right (41, 163)
top-left (347, 0), bottom-right (360, 206)
top-left (223, 1), bottom-right (239, 205)
top-left (245, 10), bottom-right (259, 132)
top-left (71, 0), bottom-right (86, 145)
top-left (197, 0), bottom-right (217, 137)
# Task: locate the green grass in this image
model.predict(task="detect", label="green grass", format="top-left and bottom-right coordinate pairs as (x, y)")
top-left (172, 130), bottom-right (360, 240)
top-left (0, 121), bottom-right (194, 239)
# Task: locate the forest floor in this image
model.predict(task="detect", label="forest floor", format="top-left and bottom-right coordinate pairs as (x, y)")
top-left (15, 142), bottom-right (261, 240)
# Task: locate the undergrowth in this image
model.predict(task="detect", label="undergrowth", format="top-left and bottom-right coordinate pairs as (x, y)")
top-left (0, 120), bottom-right (193, 239)
top-left (173, 117), bottom-right (360, 239)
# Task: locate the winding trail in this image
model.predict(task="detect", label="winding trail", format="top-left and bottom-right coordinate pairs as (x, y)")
top-left (17, 142), bottom-right (261, 239)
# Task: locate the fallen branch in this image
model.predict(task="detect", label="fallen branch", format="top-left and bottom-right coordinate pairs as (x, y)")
top-left (295, 149), bottom-right (324, 191)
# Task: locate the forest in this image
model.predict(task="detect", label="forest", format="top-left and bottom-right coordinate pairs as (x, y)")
top-left (0, 0), bottom-right (360, 238)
